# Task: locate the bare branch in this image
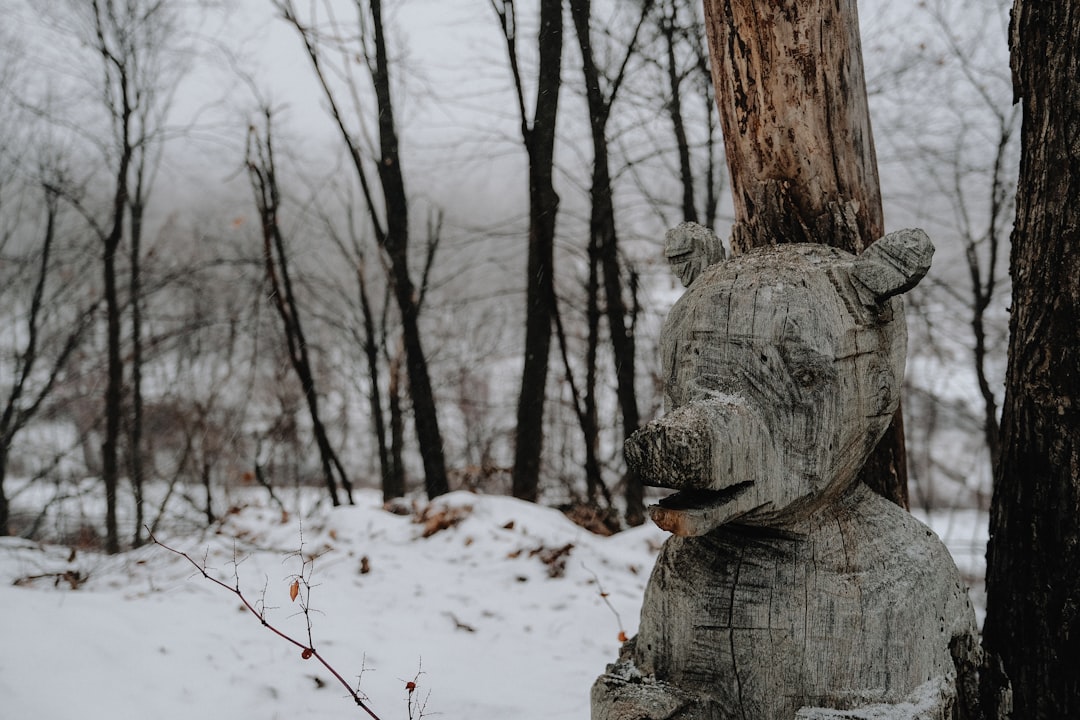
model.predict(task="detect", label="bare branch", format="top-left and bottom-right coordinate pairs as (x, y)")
top-left (149, 529), bottom-right (384, 719)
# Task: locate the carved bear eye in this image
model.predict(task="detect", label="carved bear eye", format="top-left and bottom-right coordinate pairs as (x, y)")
top-left (780, 340), bottom-right (837, 393)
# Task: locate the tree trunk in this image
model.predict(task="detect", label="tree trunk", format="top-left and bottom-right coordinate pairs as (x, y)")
top-left (701, 0), bottom-right (907, 507)
top-left (387, 339), bottom-right (407, 500)
top-left (551, 290), bottom-right (605, 502)
top-left (356, 259), bottom-right (397, 502)
top-left (127, 195), bottom-right (146, 547)
top-left (569, 0), bottom-right (648, 523)
top-left (101, 91), bottom-right (131, 554)
top-left (98, 2), bottom-right (135, 554)
top-left (659, 1), bottom-right (698, 224)
top-left (0, 452), bottom-right (8, 536)
top-left (247, 113), bottom-right (353, 507)
top-left (982, 2), bottom-right (1080, 716)
top-left (511, 0), bottom-right (563, 503)
top-left (201, 459), bottom-right (214, 526)
top-left (102, 231), bottom-right (123, 554)
top-left (584, 219), bottom-right (603, 505)
top-left (370, 0), bottom-right (448, 500)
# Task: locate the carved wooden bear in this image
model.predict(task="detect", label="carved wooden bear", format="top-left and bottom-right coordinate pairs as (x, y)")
top-left (592, 230), bottom-right (983, 720)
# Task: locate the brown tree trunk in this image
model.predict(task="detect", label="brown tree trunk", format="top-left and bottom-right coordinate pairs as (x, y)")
top-left (982, 2), bottom-right (1080, 716)
top-left (701, 0), bottom-right (907, 507)
top-left (89, 0), bottom-right (138, 555)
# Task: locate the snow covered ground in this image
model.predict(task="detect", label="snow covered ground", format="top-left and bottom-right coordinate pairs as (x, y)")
top-left (0, 489), bottom-right (986, 720)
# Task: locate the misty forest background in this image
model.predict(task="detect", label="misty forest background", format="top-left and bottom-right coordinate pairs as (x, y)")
top-left (0, 0), bottom-right (1015, 552)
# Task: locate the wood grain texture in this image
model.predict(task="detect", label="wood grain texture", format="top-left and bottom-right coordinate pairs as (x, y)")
top-left (594, 239), bottom-right (981, 719)
top-left (627, 244), bottom-right (908, 534)
top-left (702, 0), bottom-right (882, 256)
top-left (594, 485), bottom-right (980, 719)
top-left (636, 485), bottom-right (974, 718)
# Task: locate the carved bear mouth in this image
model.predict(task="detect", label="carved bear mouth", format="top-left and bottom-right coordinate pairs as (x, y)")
top-left (649, 482), bottom-right (754, 536)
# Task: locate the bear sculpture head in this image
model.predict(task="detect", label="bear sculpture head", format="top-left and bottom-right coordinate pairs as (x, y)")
top-left (627, 229), bottom-right (933, 536)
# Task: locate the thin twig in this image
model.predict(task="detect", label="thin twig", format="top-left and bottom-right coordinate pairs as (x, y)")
top-left (404, 660), bottom-right (429, 720)
top-left (147, 529), bottom-right (383, 719)
top-left (583, 563), bottom-right (627, 642)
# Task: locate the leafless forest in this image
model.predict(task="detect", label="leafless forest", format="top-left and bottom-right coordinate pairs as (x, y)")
top-left (0, 0), bottom-right (1015, 551)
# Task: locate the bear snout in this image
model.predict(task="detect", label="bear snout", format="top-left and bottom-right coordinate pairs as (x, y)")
top-left (625, 404), bottom-right (713, 490)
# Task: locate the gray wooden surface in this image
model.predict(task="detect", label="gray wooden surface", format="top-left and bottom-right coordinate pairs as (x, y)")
top-left (593, 233), bottom-right (983, 719)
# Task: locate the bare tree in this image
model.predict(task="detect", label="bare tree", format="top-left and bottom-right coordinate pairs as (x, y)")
top-left (21, 0), bottom-right (190, 552)
top-left (275, 0), bottom-right (449, 499)
top-left (245, 108), bottom-right (355, 507)
top-left (319, 188), bottom-right (442, 502)
top-left (856, 0), bottom-right (1019, 511)
top-left (616, 0), bottom-right (726, 230)
top-left (71, 0), bottom-right (158, 551)
top-left (568, 0), bottom-right (653, 523)
top-left (140, 242), bottom-right (263, 534)
top-left (651, 0), bottom-right (721, 226)
top-left (901, 0), bottom-right (1016, 477)
top-left (489, 0), bottom-right (564, 503)
top-left (0, 173), bottom-right (97, 537)
top-left (322, 205), bottom-right (398, 501)
top-left (120, 2), bottom-right (189, 547)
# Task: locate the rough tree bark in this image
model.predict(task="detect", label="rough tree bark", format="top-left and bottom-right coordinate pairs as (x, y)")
top-left (982, 1), bottom-right (1080, 716)
top-left (701, 0), bottom-right (908, 507)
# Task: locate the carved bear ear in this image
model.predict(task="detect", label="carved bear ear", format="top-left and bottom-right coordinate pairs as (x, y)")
top-left (853, 228), bottom-right (935, 301)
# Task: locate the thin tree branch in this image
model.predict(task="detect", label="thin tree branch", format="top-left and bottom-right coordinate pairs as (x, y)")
top-left (148, 530), bottom-right (384, 719)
